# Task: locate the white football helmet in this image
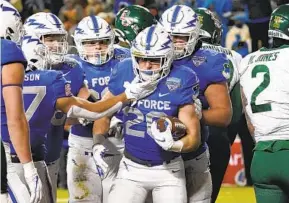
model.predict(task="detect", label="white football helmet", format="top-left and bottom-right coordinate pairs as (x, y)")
top-left (0, 0), bottom-right (23, 44)
top-left (74, 16), bottom-right (115, 65)
top-left (24, 12), bottom-right (68, 65)
top-left (131, 25), bottom-right (174, 83)
top-left (21, 34), bottom-right (51, 71)
top-left (158, 5), bottom-right (201, 59)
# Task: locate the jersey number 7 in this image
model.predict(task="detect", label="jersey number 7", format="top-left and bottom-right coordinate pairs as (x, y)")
top-left (23, 86), bottom-right (46, 121)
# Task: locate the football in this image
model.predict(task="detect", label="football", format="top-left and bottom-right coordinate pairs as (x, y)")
top-left (156, 116), bottom-right (187, 140)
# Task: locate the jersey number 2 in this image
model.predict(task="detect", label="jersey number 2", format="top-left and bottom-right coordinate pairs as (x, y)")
top-left (250, 65), bottom-right (271, 113)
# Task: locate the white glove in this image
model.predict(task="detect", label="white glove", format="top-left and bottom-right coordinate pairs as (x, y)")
top-left (78, 118), bottom-right (92, 126)
top-left (150, 121), bottom-right (174, 151)
top-left (194, 98), bottom-right (202, 120)
top-left (124, 77), bottom-right (157, 101)
top-left (23, 162), bottom-right (43, 203)
top-left (92, 144), bottom-right (108, 178)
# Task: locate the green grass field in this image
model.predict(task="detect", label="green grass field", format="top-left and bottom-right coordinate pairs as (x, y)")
top-left (57, 186), bottom-right (256, 203)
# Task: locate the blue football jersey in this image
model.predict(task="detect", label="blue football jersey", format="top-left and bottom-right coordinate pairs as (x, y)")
top-left (173, 48), bottom-right (229, 109)
top-left (71, 48), bottom-right (130, 138)
top-left (45, 60), bottom-right (85, 163)
top-left (3, 70), bottom-right (71, 159)
top-left (173, 47), bottom-right (230, 161)
top-left (1, 39), bottom-right (26, 142)
top-left (109, 58), bottom-right (199, 162)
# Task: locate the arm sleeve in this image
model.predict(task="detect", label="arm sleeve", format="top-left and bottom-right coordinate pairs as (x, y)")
top-left (208, 53), bottom-right (230, 84)
top-left (108, 62), bottom-right (126, 96)
top-left (179, 71), bottom-right (200, 106)
top-left (1, 40), bottom-right (27, 67)
top-left (52, 72), bottom-right (72, 106)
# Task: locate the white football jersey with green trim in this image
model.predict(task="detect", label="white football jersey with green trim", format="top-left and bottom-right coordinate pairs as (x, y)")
top-left (240, 45), bottom-right (289, 142)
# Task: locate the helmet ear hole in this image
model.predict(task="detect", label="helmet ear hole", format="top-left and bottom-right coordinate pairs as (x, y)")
top-left (30, 59), bottom-right (38, 63)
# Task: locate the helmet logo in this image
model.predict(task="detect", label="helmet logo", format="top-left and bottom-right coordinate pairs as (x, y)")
top-left (272, 16), bottom-right (282, 29)
top-left (120, 10), bottom-right (133, 27)
top-left (197, 15), bottom-right (204, 26)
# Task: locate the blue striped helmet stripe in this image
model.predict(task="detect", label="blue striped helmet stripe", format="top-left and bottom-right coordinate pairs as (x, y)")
top-left (50, 14), bottom-right (61, 28)
top-left (171, 5), bottom-right (181, 27)
top-left (90, 15), bottom-right (99, 33)
top-left (145, 26), bottom-right (156, 50)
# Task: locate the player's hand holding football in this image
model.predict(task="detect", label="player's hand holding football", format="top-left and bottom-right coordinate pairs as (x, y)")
top-left (92, 144), bottom-right (108, 178)
top-left (124, 77), bottom-right (157, 101)
top-left (150, 121), bottom-right (175, 151)
top-left (23, 162), bottom-right (43, 203)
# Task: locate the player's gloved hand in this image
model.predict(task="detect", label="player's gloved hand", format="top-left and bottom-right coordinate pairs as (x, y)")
top-left (78, 117), bottom-right (92, 126)
top-left (108, 117), bottom-right (123, 139)
top-left (23, 162), bottom-right (43, 203)
top-left (194, 98), bottom-right (202, 120)
top-left (150, 121), bottom-right (174, 151)
top-left (92, 144), bottom-right (108, 178)
top-left (124, 77), bottom-right (157, 101)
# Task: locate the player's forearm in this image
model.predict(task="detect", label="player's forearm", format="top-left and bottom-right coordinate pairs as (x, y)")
top-left (72, 93), bottom-right (127, 113)
top-left (93, 117), bottom-right (111, 143)
top-left (202, 108), bottom-right (232, 127)
top-left (179, 123), bottom-right (201, 153)
top-left (8, 115), bottom-right (32, 164)
top-left (3, 87), bottom-right (32, 163)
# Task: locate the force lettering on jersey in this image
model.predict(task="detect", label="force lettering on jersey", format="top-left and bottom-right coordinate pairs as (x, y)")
top-left (24, 74), bottom-right (40, 81)
top-left (91, 76), bottom-right (110, 87)
top-left (137, 99), bottom-right (171, 110)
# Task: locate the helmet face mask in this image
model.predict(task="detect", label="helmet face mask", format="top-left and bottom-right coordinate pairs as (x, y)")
top-left (82, 38), bottom-right (110, 65)
top-left (171, 31), bottom-right (199, 59)
top-left (131, 25), bottom-right (174, 83)
top-left (74, 16), bottom-right (115, 65)
top-left (133, 56), bottom-right (169, 82)
top-left (41, 34), bottom-right (68, 65)
top-left (158, 5), bottom-right (201, 60)
top-left (24, 12), bottom-right (68, 65)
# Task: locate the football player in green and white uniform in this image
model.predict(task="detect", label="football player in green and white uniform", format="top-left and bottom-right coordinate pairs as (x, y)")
top-left (239, 4), bottom-right (289, 203)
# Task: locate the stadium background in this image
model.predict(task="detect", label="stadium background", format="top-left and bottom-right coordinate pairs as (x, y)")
top-left (6, 0), bottom-right (289, 202)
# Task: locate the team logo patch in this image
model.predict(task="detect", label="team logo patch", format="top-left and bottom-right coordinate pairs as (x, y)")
top-left (197, 15), bottom-right (204, 26)
top-left (115, 54), bottom-right (127, 61)
top-left (272, 16), bottom-right (282, 29)
top-left (65, 83), bottom-right (72, 96)
top-left (166, 77), bottom-right (181, 91)
top-left (192, 56), bottom-right (206, 67)
top-left (222, 63), bottom-right (231, 80)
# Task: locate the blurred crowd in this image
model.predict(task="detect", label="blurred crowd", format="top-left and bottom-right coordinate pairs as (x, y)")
top-left (6, 0), bottom-right (289, 52)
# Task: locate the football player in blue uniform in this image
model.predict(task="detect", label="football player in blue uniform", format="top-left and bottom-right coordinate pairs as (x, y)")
top-left (4, 29), bottom-right (156, 203)
top-left (94, 25), bottom-right (201, 203)
top-left (0, 1), bottom-right (42, 202)
top-left (195, 8), bottom-right (248, 202)
top-left (65, 15), bottom-right (130, 203)
top-left (23, 12), bottom-right (89, 202)
top-left (158, 5), bottom-right (232, 203)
